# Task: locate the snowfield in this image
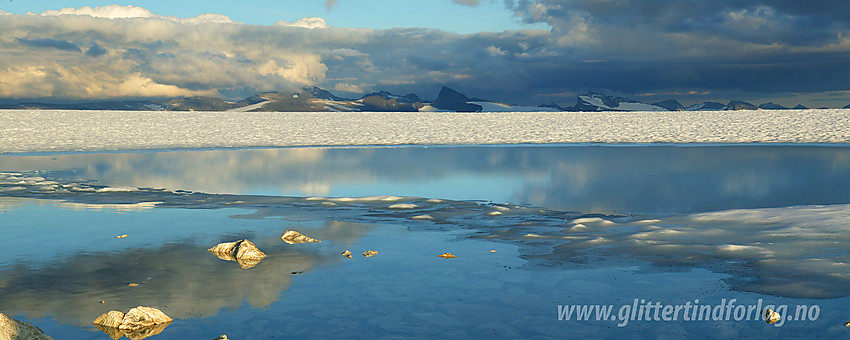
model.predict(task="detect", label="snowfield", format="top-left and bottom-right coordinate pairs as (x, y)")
top-left (1, 109), bottom-right (849, 153)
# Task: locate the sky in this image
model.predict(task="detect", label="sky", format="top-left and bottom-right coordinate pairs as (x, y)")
top-left (1, 0), bottom-right (850, 107)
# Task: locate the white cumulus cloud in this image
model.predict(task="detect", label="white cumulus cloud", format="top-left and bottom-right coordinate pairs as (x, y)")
top-left (38, 5), bottom-right (235, 24)
top-left (39, 5), bottom-right (156, 19)
top-left (0, 5), bottom-right (557, 102)
top-left (274, 17), bottom-right (329, 29)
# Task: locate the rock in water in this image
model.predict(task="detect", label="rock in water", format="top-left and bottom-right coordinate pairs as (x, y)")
top-left (362, 250), bottom-right (379, 257)
top-left (208, 241), bottom-right (239, 260)
top-left (438, 253), bottom-right (458, 259)
top-left (233, 240), bottom-right (266, 261)
top-left (763, 308), bottom-right (781, 324)
top-left (281, 230), bottom-right (322, 244)
top-left (0, 313), bottom-right (54, 340)
top-left (208, 239), bottom-right (267, 269)
top-left (214, 335), bottom-right (229, 340)
top-left (93, 310), bottom-right (125, 328)
top-left (341, 250), bottom-right (352, 259)
top-left (119, 306), bottom-right (172, 331)
top-left (93, 307), bottom-right (171, 340)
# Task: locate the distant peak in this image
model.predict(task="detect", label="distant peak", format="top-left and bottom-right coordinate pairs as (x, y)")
top-left (652, 99), bottom-right (685, 111)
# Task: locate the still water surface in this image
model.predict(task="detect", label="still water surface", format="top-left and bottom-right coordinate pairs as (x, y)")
top-left (2, 145), bottom-right (850, 339)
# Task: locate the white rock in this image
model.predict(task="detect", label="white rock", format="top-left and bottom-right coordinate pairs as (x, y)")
top-left (280, 230), bottom-right (321, 244)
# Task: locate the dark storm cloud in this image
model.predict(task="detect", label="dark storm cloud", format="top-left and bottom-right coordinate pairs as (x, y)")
top-left (486, 0), bottom-right (850, 104)
top-left (507, 0), bottom-right (850, 47)
top-left (16, 38), bottom-right (81, 52)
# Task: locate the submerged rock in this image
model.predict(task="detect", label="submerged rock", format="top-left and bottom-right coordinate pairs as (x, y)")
top-left (341, 250), bottom-right (352, 259)
top-left (208, 239), bottom-right (267, 269)
top-left (438, 253), bottom-right (458, 259)
top-left (281, 230), bottom-right (322, 244)
top-left (362, 250), bottom-right (379, 257)
top-left (0, 313), bottom-right (54, 340)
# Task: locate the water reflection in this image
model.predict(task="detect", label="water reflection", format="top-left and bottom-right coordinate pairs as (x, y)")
top-left (0, 219), bottom-right (374, 327)
top-left (3, 145), bottom-right (850, 213)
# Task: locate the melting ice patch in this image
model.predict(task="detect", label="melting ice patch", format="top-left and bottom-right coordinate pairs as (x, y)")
top-left (3, 171), bottom-right (850, 298)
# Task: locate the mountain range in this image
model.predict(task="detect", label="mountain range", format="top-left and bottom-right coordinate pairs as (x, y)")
top-left (2, 87), bottom-right (848, 112)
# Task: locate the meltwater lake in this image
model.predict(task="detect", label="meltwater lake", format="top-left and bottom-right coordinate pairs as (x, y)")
top-left (2, 145), bottom-right (850, 338)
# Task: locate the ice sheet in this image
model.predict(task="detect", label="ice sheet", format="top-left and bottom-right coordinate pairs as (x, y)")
top-left (2, 109), bottom-right (849, 153)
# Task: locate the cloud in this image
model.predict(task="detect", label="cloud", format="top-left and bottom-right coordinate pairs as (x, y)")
top-left (495, 0), bottom-right (850, 103)
top-left (508, 0), bottom-right (850, 51)
top-left (274, 17), bottom-right (329, 29)
top-left (37, 5), bottom-right (235, 25)
top-left (0, 6), bottom-right (333, 99)
top-left (2, 4), bottom-right (850, 105)
top-left (333, 82), bottom-right (368, 94)
top-left (39, 5), bottom-right (156, 19)
top-left (486, 45), bottom-right (508, 56)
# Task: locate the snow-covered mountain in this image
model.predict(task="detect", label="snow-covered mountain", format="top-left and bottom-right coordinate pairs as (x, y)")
top-left (568, 93), bottom-right (668, 112)
top-left (652, 99), bottom-right (685, 111)
top-left (726, 101), bottom-right (757, 110)
top-left (3, 87), bottom-right (840, 112)
top-left (758, 102), bottom-right (788, 110)
top-left (685, 102), bottom-right (726, 111)
top-left (686, 101), bottom-right (760, 111)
